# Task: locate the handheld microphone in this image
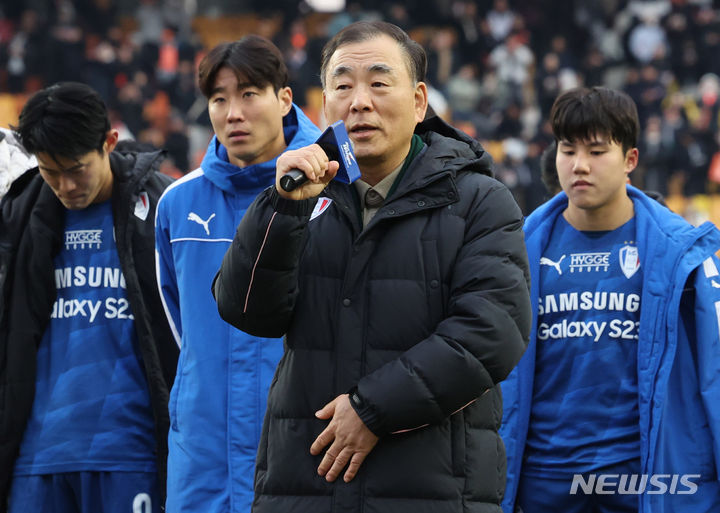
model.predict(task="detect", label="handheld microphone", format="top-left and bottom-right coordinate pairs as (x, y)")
top-left (280, 120), bottom-right (361, 192)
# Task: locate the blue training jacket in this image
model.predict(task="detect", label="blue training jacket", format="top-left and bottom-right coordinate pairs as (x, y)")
top-left (501, 186), bottom-right (720, 513)
top-left (155, 104), bottom-right (320, 513)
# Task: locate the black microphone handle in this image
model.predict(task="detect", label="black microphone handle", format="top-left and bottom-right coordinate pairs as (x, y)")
top-left (279, 169), bottom-right (309, 192)
top-left (279, 141), bottom-right (340, 192)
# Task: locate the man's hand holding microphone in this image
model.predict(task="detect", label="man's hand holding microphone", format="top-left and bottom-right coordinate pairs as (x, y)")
top-left (275, 144), bottom-right (340, 200)
top-left (276, 120), bottom-right (360, 200)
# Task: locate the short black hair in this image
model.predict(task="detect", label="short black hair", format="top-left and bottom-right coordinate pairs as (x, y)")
top-left (14, 82), bottom-right (110, 162)
top-left (320, 21), bottom-right (427, 89)
top-left (550, 86), bottom-right (639, 153)
top-left (540, 140), bottom-right (561, 195)
top-left (198, 35), bottom-right (289, 98)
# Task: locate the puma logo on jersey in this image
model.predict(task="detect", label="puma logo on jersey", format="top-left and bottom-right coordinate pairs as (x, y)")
top-left (188, 212), bottom-right (216, 235)
top-left (540, 255), bottom-right (565, 275)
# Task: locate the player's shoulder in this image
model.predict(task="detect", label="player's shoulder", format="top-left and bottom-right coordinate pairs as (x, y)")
top-left (158, 168), bottom-right (206, 205)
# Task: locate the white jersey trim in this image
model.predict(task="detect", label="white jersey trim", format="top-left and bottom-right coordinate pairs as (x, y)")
top-left (169, 237), bottom-right (233, 243)
top-left (155, 249), bottom-right (182, 348)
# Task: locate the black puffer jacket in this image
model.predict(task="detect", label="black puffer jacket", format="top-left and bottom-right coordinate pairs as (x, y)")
top-left (0, 151), bottom-right (178, 510)
top-left (215, 117), bottom-right (532, 513)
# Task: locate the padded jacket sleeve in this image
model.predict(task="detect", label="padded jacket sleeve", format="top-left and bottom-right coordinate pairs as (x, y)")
top-left (354, 183), bottom-right (531, 435)
top-left (214, 187), bottom-right (318, 337)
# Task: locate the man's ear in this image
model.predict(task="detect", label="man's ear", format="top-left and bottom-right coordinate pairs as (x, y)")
top-left (414, 81), bottom-right (429, 124)
top-left (625, 147), bottom-right (639, 177)
top-left (104, 129), bottom-right (120, 154)
top-left (278, 87), bottom-right (293, 117)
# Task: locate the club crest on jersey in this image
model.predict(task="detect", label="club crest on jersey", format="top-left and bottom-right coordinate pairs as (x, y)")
top-left (619, 245), bottom-right (640, 279)
top-left (134, 191), bottom-right (150, 221)
top-left (310, 197), bottom-right (333, 221)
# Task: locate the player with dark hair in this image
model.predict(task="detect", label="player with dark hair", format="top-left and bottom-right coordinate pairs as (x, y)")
top-left (154, 35), bottom-right (320, 512)
top-left (1, 81), bottom-right (177, 513)
top-left (502, 86), bottom-right (720, 513)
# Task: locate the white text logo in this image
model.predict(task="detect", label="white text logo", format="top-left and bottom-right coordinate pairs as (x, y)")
top-left (538, 319), bottom-right (639, 342)
top-left (65, 230), bottom-right (102, 250)
top-left (55, 266), bottom-right (126, 290)
top-left (50, 297), bottom-right (134, 323)
top-left (538, 291), bottom-right (640, 315)
top-left (570, 252), bottom-right (610, 273)
top-left (570, 474), bottom-right (700, 495)
top-left (341, 141), bottom-right (356, 168)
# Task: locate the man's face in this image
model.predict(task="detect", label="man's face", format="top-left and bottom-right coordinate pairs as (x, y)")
top-left (556, 135), bottom-right (638, 211)
top-left (322, 35), bottom-right (428, 174)
top-left (208, 67), bottom-right (292, 168)
top-left (36, 131), bottom-right (117, 210)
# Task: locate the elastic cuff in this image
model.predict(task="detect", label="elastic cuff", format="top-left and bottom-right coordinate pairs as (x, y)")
top-left (347, 386), bottom-right (384, 436)
top-left (269, 187), bottom-right (318, 217)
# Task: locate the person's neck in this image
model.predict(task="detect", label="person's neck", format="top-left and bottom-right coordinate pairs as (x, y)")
top-left (563, 194), bottom-right (634, 231)
top-left (93, 168), bottom-right (114, 204)
top-left (360, 168), bottom-right (392, 187)
top-left (229, 137), bottom-right (287, 169)
top-left (359, 152), bottom-right (407, 187)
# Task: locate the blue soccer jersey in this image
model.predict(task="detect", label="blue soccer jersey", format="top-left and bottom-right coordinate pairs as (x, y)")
top-left (14, 200), bottom-right (156, 475)
top-left (523, 215), bottom-right (643, 476)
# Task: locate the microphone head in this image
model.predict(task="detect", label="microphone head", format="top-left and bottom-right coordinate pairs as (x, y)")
top-left (316, 120), bottom-right (361, 185)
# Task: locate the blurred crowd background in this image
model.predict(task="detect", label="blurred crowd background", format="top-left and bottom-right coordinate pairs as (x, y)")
top-left (2, 0), bottom-right (720, 223)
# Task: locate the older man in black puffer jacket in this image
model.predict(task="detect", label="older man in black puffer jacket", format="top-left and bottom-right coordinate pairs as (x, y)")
top-left (214, 21), bottom-right (531, 513)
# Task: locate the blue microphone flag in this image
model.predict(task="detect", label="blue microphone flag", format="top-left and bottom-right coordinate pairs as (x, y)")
top-left (317, 120), bottom-right (361, 184)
